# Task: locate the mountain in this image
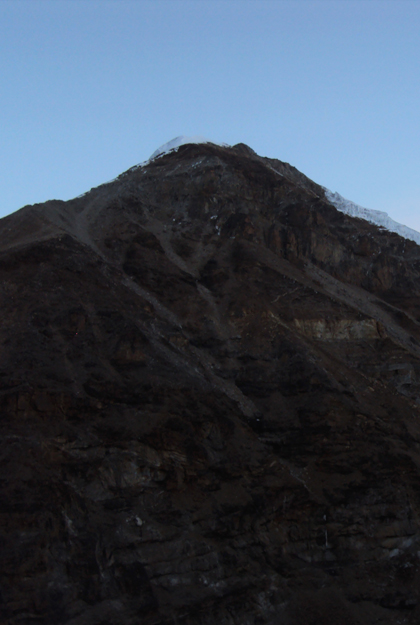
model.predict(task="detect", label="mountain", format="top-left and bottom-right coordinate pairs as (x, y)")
top-left (2, 138), bottom-right (420, 625)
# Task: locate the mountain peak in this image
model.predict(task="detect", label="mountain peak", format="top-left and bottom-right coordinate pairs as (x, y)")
top-left (148, 135), bottom-right (229, 161)
top-left (3, 140), bottom-right (420, 625)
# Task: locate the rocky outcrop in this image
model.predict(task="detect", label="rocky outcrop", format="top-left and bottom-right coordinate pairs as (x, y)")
top-left (2, 142), bottom-right (420, 624)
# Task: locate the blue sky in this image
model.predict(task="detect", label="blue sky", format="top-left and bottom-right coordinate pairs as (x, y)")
top-left (1, 0), bottom-right (420, 231)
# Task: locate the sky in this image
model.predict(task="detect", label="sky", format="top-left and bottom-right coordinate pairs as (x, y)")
top-left (1, 0), bottom-right (420, 231)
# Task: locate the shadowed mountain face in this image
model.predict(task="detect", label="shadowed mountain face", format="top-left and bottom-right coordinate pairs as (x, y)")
top-left (3, 142), bottom-right (420, 625)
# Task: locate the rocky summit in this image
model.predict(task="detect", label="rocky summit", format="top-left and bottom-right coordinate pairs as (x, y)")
top-left (2, 140), bottom-right (420, 625)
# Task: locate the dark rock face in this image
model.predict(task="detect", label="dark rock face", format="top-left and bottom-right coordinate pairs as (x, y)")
top-left (2, 142), bottom-right (420, 624)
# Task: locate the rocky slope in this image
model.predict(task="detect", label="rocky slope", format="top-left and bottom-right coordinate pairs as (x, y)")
top-left (2, 140), bottom-right (420, 625)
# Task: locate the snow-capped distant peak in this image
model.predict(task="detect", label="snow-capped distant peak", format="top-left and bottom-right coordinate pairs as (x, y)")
top-left (149, 136), bottom-right (229, 161)
top-left (324, 188), bottom-right (420, 246)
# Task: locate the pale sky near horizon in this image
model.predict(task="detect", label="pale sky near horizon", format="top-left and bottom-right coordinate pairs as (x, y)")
top-left (1, 0), bottom-right (420, 232)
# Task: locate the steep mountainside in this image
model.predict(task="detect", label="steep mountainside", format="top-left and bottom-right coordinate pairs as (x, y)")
top-left (2, 140), bottom-right (420, 625)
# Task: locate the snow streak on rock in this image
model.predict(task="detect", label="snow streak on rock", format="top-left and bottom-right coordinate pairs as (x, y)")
top-left (324, 188), bottom-right (420, 246)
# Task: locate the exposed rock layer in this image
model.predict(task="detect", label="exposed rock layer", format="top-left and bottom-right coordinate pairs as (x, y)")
top-left (2, 143), bottom-right (420, 624)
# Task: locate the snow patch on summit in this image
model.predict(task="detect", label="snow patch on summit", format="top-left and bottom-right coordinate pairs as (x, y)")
top-left (149, 136), bottom-right (229, 161)
top-left (324, 188), bottom-right (420, 246)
